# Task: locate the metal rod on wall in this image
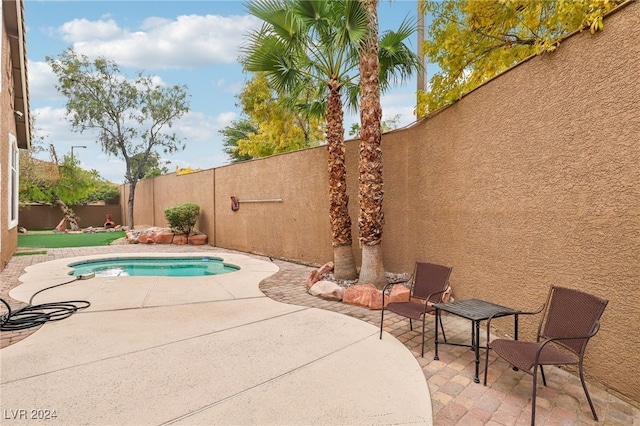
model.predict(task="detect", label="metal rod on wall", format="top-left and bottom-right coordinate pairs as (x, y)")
top-left (238, 198), bottom-right (283, 203)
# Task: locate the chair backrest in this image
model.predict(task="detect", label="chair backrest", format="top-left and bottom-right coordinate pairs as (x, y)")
top-left (411, 262), bottom-right (452, 303)
top-left (539, 286), bottom-right (608, 355)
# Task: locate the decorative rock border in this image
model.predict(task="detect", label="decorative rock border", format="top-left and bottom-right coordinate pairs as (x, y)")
top-left (125, 227), bottom-right (208, 245)
top-left (306, 261), bottom-right (411, 310)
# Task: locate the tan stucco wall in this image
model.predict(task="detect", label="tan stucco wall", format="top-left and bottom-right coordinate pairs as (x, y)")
top-left (152, 170), bottom-right (215, 239)
top-left (378, 2), bottom-right (640, 405)
top-left (120, 3), bottom-right (639, 404)
top-left (122, 170), bottom-right (216, 241)
top-left (214, 149), bottom-right (334, 263)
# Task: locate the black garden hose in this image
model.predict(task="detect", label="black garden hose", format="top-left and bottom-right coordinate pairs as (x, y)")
top-left (0, 274), bottom-right (93, 332)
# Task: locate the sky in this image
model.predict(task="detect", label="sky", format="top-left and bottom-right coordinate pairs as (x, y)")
top-left (26, 0), bottom-right (431, 183)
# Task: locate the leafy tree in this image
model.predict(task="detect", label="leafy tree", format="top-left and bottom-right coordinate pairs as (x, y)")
top-left (235, 73), bottom-right (325, 158)
top-left (417, 0), bottom-right (624, 115)
top-left (129, 151), bottom-right (170, 180)
top-left (20, 144), bottom-right (101, 230)
top-left (243, 0), bottom-right (368, 279)
top-left (82, 179), bottom-right (120, 205)
top-left (243, 0), bottom-right (420, 280)
top-left (46, 48), bottom-right (190, 229)
top-left (220, 118), bottom-right (257, 163)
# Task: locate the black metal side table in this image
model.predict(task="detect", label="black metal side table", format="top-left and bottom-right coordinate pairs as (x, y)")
top-left (433, 299), bottom-right (519, 383)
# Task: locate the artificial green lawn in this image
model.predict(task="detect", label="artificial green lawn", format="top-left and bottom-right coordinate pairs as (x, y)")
top-left (18, 231), bottom-right (126, 248)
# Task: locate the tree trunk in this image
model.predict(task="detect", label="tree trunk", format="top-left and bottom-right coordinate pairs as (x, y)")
top-left (326, 78), bottom-right (357, 280)
top-left (358, 0), bottom-right (385, 288)
top-left (333, 244), bottom-right (358, 281)
top-left (359, 244), bottom-right (385, 286)
top-left (128, 180), bottom-right (137, 230)
top-left (54, 197), bottom-right (80, 231)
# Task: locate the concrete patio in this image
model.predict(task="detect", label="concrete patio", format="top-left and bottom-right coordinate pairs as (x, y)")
top-left (2, 245), bottom-right (639, 425)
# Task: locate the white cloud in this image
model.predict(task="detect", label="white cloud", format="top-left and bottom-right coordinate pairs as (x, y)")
top-left (31, 106), bottom-right (235, 182)
top-left (139, 17), bottom-right (171, 31)
top-left (216, 78), bottom-right (243, 95)
top-left (56, 14), bottom-right (261, 69)
top-left (381, 89), bottom-right (419, 128)
top-left (176, 110), bottom-right (236, 143)
top-left (28, 61), bottom-right (62, 101)
top-left (32, 106), bottom-right (69, 138)
top-left (29, 106), bottom-right (129, 180)
top-left (32, 106), bottom-right (101, 150)
top-left (59, 18), bottom-right (123, 42)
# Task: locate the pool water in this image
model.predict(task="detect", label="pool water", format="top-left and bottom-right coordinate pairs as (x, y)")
top-left (69, 257), bottom-right (239, 277)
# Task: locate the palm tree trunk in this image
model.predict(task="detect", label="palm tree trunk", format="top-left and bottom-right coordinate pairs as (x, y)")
top-left (326, 78), bottom-right (357, 280)
top-left (358, 0), bottom-right (386, 288)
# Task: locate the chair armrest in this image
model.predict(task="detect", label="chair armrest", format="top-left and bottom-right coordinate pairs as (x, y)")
top-left (537, 320), bottom-right (601, 346)
top-left (533, 323), bottom-right (601, 364)
top-left (381, 281), bottom-right (404, 306)
top-left (422, 289), bottom-right (448, 312)
top-left (487, 303), bottom-right (544, 324)
top-left (381, 282), bottom-right (396, 293)
top-left (486, 304), bottom-right (544, 343)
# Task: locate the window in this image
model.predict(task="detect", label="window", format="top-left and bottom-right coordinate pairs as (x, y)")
top-left (8, 133), bottom-right (19, 229)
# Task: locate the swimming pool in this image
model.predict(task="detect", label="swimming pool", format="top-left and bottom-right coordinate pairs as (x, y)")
top-left (69, 257), bottom-right (239, 277)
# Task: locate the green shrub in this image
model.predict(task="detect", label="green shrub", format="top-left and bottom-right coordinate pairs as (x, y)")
top-left (164, 203), bottom-right (200, 234)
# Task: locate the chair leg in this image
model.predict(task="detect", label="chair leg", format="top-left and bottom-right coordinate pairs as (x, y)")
top-left (531, 365), bottom-right (539, 426)
top-left (483, 344), bottom-right (490, 386)
top-left (379, 308), bottom-right (385, 340)
top-left (421, 315), bottom-right (426, 357)
top-left (579, 360), bottom-right (599, 420)
top-left (409, 318), bottom-right (413, 331)
top-left (540, 365), bottom-right (547, 386)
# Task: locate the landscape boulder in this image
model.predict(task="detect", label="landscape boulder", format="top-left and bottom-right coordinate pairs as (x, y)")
top-left (341, 283), bottom-right (410, 310)
top-left (125, 230), bottom-right (139, 243)
top-left (388, 284), bottom-right (410, 304)
top-left (154, 232), bottom-right (174, 244)
top-left (306, 270), bottom-right (320, 290)
top-left (172, 234), bottom-right (188, 245)
top-left (138, 233), bottom-right (155, 244)
top-left (188, 233), bottom-right (208, 245)
top-left (309, 280), bottom-right (344, 301)
top-left (306, 261), bottom-right (335, 290)
top-left (343, 284), bottom-right (383, 310)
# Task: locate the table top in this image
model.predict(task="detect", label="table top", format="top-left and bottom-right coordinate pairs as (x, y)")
top-left (433, 299), bottom-right (519, 321)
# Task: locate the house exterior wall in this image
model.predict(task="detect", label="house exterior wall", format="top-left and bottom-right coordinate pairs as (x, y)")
top-left (1, 2), bottom-right (15, 268)
top-left (118, 2), bottom-right (639, 404)
top-left (1, 0), bottom-right (29, 268)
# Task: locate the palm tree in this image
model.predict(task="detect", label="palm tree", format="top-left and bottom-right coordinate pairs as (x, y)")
top-left (358, 3), bottom-right (422, 288)
top-left (244, 0), bottom-right (367, 279)
top-left (358, 0), bottom-right (384, 287)
top-left (243, 0), bottom-right (421, 281)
